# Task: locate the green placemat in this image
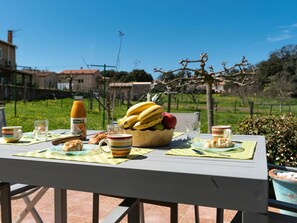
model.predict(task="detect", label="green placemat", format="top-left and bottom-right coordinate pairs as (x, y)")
top-left (173, 131), bottom-right (184, 138)
top-left (0, 132), bottom-right (71, 146)
top-left (14, 146), bottom-right (152, 165)
top-left (166, 140), bottom-right (257, 160)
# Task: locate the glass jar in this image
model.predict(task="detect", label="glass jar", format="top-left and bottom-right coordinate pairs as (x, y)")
top-left (70, 96), bottom-right (87, 139)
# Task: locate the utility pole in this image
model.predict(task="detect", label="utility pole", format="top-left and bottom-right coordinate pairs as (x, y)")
top-left (89, 64), bottom-right (116, 128)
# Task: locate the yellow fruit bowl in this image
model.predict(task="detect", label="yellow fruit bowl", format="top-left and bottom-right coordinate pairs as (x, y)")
top-left (124, 128), bottom-right (174, 147)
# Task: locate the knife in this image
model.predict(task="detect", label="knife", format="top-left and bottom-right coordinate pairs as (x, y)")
top-left (52, 135), bottom-right (82, 145)
top-left (192, 149), bottom-right (205, 155)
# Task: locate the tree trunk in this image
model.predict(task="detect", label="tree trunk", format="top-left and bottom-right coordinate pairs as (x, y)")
top-left (69, 79), bottom-right (73, 92)
top-left (206, 82), bottom-right (214, 133)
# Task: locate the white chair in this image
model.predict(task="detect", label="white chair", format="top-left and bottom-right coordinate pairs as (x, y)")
top-left (172, 112), bottom-right (224, 223)
top-left (171, 112), bottom-right (200, 132)
top-left (0, 107), bottom-right (49, 223)
top-left (172, 112), bottom-right (200, 222)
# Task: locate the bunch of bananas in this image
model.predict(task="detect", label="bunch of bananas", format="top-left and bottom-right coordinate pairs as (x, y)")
top-left (118, 101), bottom-right (164, 130)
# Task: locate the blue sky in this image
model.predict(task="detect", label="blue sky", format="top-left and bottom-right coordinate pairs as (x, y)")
top-left (1, 0), bottom-right (297, 79)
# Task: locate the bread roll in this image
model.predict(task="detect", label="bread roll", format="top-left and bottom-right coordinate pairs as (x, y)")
top-left (63, 139), bottom-right (83, 152)
top-left (88, 132), bottom-right (107, 144)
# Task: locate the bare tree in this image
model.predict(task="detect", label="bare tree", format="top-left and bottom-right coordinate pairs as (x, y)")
top-left (264, 71), bottom-right (294, 112)
top-left (62, 71), bottom-right (80, 92)
top-left (155, 53), bottom-right (255, 133)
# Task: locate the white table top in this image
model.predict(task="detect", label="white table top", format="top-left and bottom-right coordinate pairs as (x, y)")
top-left (0, 130), bottom-right (268, 220)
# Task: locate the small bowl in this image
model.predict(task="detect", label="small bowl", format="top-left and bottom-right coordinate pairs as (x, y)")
top-left (124, 128), bottom-right (174, 147)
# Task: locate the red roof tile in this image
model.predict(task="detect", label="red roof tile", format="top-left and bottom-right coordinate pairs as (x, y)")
top-left (59, 69), bottom-right (100, 75)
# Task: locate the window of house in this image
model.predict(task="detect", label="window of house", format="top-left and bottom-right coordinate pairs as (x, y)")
top-left (78, 79), bottom-right (84, 83)
top-left (0, 48), bottom-right (2, 59)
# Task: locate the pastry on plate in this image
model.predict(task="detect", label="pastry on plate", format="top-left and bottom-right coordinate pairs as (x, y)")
top-left (63, 139), bottom-right (83, 152)
top-left (203, 138), bottom-right (234, 149)
top-left (88, 132), bottom-right (107, 144)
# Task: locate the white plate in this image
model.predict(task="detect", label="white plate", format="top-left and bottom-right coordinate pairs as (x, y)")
top-left (47, 144), bottom-right (96, 156)
top-left (191, 141), bottom-right (242, 152)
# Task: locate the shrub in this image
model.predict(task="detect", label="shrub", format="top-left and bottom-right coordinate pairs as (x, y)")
top-left (237, 114), bottom-right (297, 167)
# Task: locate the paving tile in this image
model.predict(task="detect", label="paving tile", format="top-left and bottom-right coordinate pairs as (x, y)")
top-left (2, 190), bottom-right (264, 223)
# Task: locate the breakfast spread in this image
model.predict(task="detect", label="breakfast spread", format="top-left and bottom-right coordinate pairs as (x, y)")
top-left (203, 138), bottom-right (234, 149)
top-left (88, 132), bottom-right (108, 144)
top-left (63, 139), bottom-right (83, 152)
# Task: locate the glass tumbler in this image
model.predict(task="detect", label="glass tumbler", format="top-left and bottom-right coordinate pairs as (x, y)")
top-left (186, 120), bottom-right (200, 143)
top-left (34, 120), bottom-right (49, 141)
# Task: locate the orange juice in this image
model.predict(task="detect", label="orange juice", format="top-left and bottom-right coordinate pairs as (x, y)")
top-left (70, 96), bottom-right (87, 139)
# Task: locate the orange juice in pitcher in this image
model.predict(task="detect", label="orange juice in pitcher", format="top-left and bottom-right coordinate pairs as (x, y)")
top-left (70, 96), bottom-right (87, 139)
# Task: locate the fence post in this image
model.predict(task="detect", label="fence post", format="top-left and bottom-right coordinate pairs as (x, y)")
top-left (89, 91), bottom-right (93, 111)
top-left (127, 93), bottom-right (130, 111)
top-left (249, 101), bottom-right (254, 118)
top-left (176, 99), bottom-right (179, 110)
top-left (167, 93), bottom-right (171, 113)
top-left (234, 100), bottom-right (237, 113)
top-left (213, 99), bottom-right (218, 112)
top-left (269, 104), bottom-right (273, 115)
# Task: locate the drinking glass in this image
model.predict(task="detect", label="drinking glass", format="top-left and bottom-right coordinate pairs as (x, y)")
top-left (34, 120), bottom-right (49, 141)
top-left (186, 120), bottom-right (200, 143)
top-left (107, 122), bottom-right (123, 135)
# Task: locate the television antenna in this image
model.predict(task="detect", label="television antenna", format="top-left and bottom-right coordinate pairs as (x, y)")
top-left (116, 31), bottom-right (124, 71)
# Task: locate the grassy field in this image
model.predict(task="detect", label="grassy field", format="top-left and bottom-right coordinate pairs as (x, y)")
top-left (3, 93), bottom-right (297, 133)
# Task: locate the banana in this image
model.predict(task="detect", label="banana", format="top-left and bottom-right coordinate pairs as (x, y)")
top-left (139, 113), bottom-right (163, 124)
top-left (133, 116), bottom-right (163, 130)
top-left (126, 101), bottom-right (156, 116)
top-left (138, 104), bottom-right (163, 121)
top-left (117, 116), bottom-right (127, 127)
top-left (123, 115), bottom-right (139, 128)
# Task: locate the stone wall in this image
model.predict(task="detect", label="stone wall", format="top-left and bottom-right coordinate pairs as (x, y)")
top-left (0, 84), bottom-right (86, 101)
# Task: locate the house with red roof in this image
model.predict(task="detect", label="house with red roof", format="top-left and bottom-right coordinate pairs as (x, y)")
top-left (57, 69), bottom-right (102, 92)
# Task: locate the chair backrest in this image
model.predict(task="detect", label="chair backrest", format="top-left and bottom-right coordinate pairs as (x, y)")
top-left (0, 108), bottom-right (6, 137)
top-left (171, 112), bottom-right (200, 132)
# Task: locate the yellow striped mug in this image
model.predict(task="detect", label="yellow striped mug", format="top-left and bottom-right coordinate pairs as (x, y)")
top-left (2, 126), bottom-right (23, 143)
top-left (99, 134), bottom-right (132, 158)
top-left (211, 125), bottom-right (232, 139)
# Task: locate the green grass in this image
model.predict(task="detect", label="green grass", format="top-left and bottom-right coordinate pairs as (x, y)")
top-left (3, 94), bottom-right (297, 133)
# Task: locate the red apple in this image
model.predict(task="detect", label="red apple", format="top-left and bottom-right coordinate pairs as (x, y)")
top-left (161, 112), bottom-right (177, 129)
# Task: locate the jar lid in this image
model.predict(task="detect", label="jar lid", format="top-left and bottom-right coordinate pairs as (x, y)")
top-left (74, 95), bottom-right (83, 100)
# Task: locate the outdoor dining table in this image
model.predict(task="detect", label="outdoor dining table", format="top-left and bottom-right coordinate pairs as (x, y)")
top-left (0, 130), bottom-right (268, 223)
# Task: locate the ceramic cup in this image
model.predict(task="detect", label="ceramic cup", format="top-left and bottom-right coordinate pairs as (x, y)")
top-left (98, 134), bottom-right (132, 158)
top-left (2, 126), bottom-right (23, 143)
top-left (211, 125), bottom-right (232, 139)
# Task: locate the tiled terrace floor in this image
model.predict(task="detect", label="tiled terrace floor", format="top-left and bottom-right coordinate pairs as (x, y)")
top-left (6, 188), bottom-right (241, 223)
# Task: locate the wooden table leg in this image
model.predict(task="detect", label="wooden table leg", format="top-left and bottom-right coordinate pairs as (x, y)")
top-left (128, 201), bottom-right (140, 223)
top-left (0, 183), bottom-right (12, 223)
top-left (54, 188), bottom-right (67, 223)
top-left (92, 193), bottom-right (99, 223)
